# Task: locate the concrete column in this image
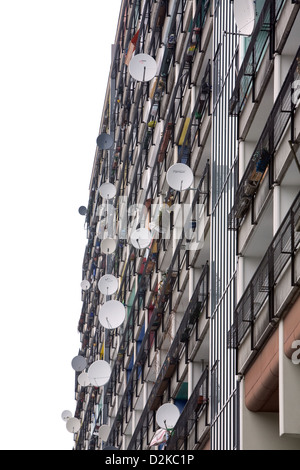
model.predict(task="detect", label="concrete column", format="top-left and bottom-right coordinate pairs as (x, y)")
top-left (143, 380), bottom-right (148, 408)
top-left (193, 0), bottom-right (197, 17)
top-left (236, 255), bottom-right (244, 303)
top-left (173, 143), bottom-right (178, 164)
top-left (189, 267), bottom-right (194, 301)
top-left (115, 395), bottom-right (119, 420)
top-left (175, 63), bottom-right (180, 82)
top-left (171, 310), bottom-right (176, 339)
top-left (188, 361), bottom-right (193, 399)
top-left (239, 36), bottom-right (246, 69)
top-left (156, 349), bottom-right (161, 377)
top-left (132, 409), bottom-right (136, 435)
top-left (274, 53), bottom-right (282, 102)
top-left (191, 83), bottom-right (196, 111)
top-left (239, 139), bottom-right (245, 182)
top-left (145, 302), bottom-right (148, 330)
top-left (273, 183), bottom-right (281, 236)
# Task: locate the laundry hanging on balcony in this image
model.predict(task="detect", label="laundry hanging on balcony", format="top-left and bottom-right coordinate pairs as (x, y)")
top-left (254, 148), bottom-right (271, 174)
top-left (187, 44), bottom-right (196, 56)
top-left (149, 428), bottom-right (168, 447)
top-left (179, 118), bottom-right (191, 146)
top-left (158, 123), bottom-right (173, 162)
top-left (248, 149), bottom-right (271, 183)
top-left (125, 29), bottom-right (140, 66)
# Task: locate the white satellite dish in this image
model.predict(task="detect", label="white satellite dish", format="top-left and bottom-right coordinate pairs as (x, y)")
top-left (130, 227), bottom-right (152, 249)
top-left (98, 424), bottom-right (111, 441)
top-left (129, 54), bottom-right (157, 82)
top-left (156, 403), bottom-right (180, 430)
top-left (97, 133), bottom-right (114, 150)
top-left (99, 300), bottom-right (125, 329)
top-left (81, 280), bottom-right (91, 291)
top-left (66, 417), bottom-right (81, 434)
top-left (166, 163), bottom-right (194, 191)
top-left (78, 206), bottom-right (87, 216)
top-left (99, 182), bottom-right (117, 200)
top-left (78, 372), bottom-right (91, 387)
top-left (233, 0), bottom-right (255, 36)
top-left (101, 238), bottom-right (117, 254)
top-left (61, 410), bottom-right (73, 422)
top-left (88, 360), bottom-right (111, 387)
top-left (98, 274), bottom-right (119, 296)
top-left (71, 355), bottom-right (87, 372)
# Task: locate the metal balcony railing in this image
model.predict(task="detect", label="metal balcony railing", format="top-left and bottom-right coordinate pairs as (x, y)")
top-left (116, 0), bottom-right (211, 205)
top-left (165, 367), bottom-right (209, 450)
top-left (229, 0), bottom-right (286, 116)
top-left (104, 262), bottom-right (209, 449)
top-left (228, 191), bottom-right (300, 349)
top-left (126, 264), bottom-right (209, 450)
top-left (228, 46), bottom-right (300, 230)
top-left (76, 0), bottom-right (213, 447)
top-left (74, 386), bottom-right (98, 449)
top-left (102, 158), bottom-right (210, 431)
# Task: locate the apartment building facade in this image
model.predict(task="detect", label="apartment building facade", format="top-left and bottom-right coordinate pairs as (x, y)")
top-left (71, 0), bottom-right (300, 450)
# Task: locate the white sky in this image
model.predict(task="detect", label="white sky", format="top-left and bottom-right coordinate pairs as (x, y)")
top-left (0, 0), bottom-right (121, 450)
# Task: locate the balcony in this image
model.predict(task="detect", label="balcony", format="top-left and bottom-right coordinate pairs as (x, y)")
top-left (99, 136), bottom-right (210, 445)
top-left (165, 367), bottom-right (209, 450)
top-left (228, 191), bottom-right (300, 353)
top-left (125, 264), bottom-right (209, 450)
top-left (104, 263), bottom-right (209, 449)
top-left (228, 46), bottom-right (300, 230)
top-left (229, 0), bottom-right (286, 117)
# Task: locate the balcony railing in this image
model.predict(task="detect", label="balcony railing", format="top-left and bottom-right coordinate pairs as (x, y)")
top-left (228, 46), bottom-right (300, 230)
top-left (165, 367), bottom-right (209, 450)
top-left (104, 258), bottom-right (208, 446)
top-left (76, 0), bottom-right (213, 448)
top-left (228, 191), bottom-right (300, 349)
top-left (126, 264), bottom-right (209, 450)
top-left (229, 0), bottom-right (286, 116)
top-left (102, 158), bottom-right (210, 446)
